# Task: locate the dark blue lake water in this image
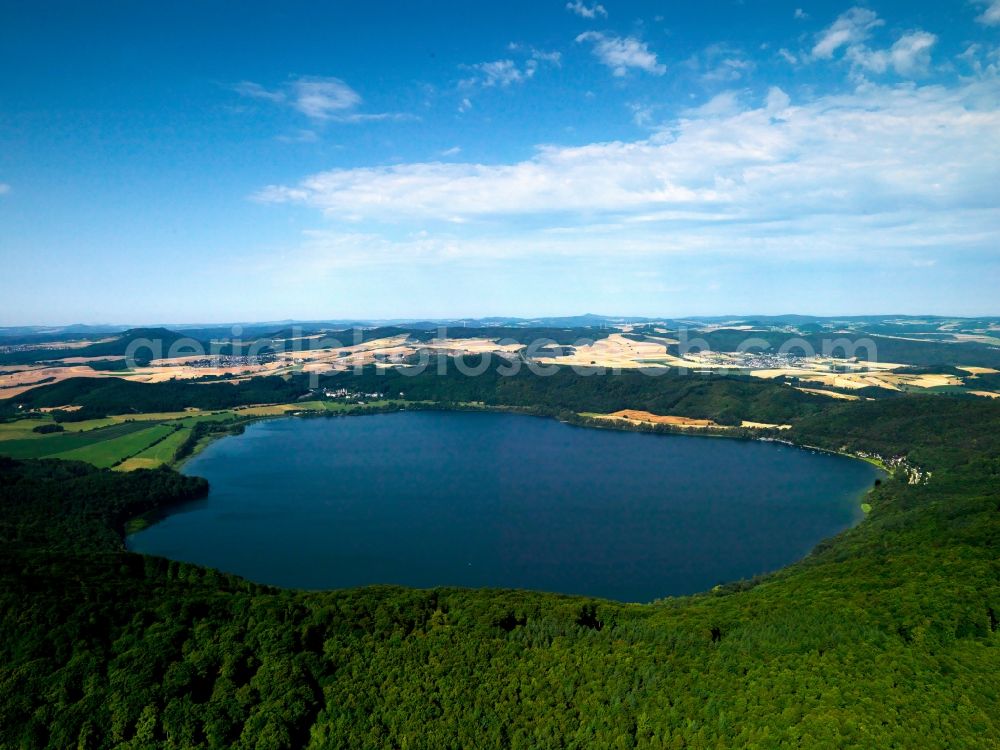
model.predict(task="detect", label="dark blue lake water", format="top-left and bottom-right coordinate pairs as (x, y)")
top-left (127, 411), bottom-right (879, 602)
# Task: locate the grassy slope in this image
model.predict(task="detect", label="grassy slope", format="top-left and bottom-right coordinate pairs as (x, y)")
top-left (116, 428), bottom-right (192, 471)
top-left (0, 421), bottom-right (155, 460)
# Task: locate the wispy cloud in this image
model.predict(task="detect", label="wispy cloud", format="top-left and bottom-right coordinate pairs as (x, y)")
top-left (777, 48), bottom-right (799, 65)
top-left (0, 183), bottom-right (10, 195)
top-left (233, 80), bottom-right (286, 103)
top-left (566, 1), bottom-right (607, 19)
top-left (975, 0), bottom-right (1000, 25)
top-left (528, 48), bottom-right (563, 66)
top-left (692, 44), bottom-right (755, 83)
top-left (811, 8), bottom-right (937, 78)
top-left (276, 129), bottom-right (319, 144)
top-left (576, 32), bottom-right (665, 76)
top-left (811, 7), bottom-right (883, 60)
top-left (461, 59), bottom-right (537, 88)
top-left (628, 101), bottom-right (656, 127)
top-left (848, 31), bottom-right (938, 77)
top-left (233, 76), bottom-right (406, 123)
top-left (462, 45), bottom-right (562, 91)
top-left (290, 77), bottom-right (361, 118)
top-left (956, 43), bottom-right (1000, 76)
top-left (456, 48), bottom-right (560, 112)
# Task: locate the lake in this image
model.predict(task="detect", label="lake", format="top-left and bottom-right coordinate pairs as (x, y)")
top-left (127, 411), bottom-right (880, 602)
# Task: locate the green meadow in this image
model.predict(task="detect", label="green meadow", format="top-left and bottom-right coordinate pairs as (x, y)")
top-left (53, 423), bottom-right (178, 469)
top-left (0, 414), bottom-right (214, 469)
top-left (116, 427), bottom-right (193, 471)
top-left (0, 420), bottom-right (156, 460)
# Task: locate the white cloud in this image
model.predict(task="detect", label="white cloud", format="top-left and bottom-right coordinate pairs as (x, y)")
top-left (463, 59), bottom-right (536, 88)
top-left (245, 31), bottom-right (999, 316)
top-left (794, 8), bottom-right (808, 20)
top-left (0, 183), bottom-right (9, 195)
top-left (812, 7), bottom-right (883, 60)
top-left (256, 77), bottom-right (1000, 273)
top-left (290, 77), bottom-right (361, 118)
top-left (778, 48), bottom-right (798, 65)
top-left (848, 31), bottom-right (938, 77)
top-left (811, 9), bottom-right (937, 79)
top-left (566, 1), bottom-right (607, 19)
top-left (233, 76), bottom-right (404, 123)
top-left (628, 102), bottom-right (656, 127)
top-left (506, 43), bottom-right (562, 67)
top-left (576, 32), bottom-right (666, 76)
top-left (975, 0), bottom-right (1000, 25)
top-left (764, 86), bottom-right (791, 113)
top-left (456, 49), bottom-right (560, 110)
top-left (957, 43), bottom-right (1000, 77)
top-left (530, 48), bottom-right (563, 66)
top-left (440, 146), bottom-right (462, 157)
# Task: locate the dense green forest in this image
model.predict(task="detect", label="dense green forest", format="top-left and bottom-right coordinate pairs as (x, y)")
top-left (1, 371), bottom-right (999, 748)
top-left (327, 363), bottom-right (828, 426)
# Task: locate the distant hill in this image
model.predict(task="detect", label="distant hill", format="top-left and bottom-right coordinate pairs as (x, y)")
top-left (0, 328), bottom-right (199, 366)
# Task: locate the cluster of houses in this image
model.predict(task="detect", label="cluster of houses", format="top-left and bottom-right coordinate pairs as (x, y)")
top-left (160, 353), bottom-right (278, 368)
top-left (690, 350), bottom-right (807, 370)
top-left (321, 387), bottom-right (388, 402)
top-left (855, 450), bottom-right (932, 485)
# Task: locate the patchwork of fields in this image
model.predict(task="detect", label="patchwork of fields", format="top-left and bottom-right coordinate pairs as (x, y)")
top-left (0, 399), bottom-right (398, 471)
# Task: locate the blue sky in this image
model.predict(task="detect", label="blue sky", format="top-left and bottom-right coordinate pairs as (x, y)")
top-left (1, 0), bottom-right (999, 324)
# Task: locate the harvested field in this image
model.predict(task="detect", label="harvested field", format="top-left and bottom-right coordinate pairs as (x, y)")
top-left (0, 365), bottom-right (99, 399)
top-left (585, 409), bottom-right (792, 431)
top-left (534, 334), bottom-right (675, 369)
top-left (604, 409), bottom-right (717, 427)
top-left (794, 387), bottom-right (861, 400)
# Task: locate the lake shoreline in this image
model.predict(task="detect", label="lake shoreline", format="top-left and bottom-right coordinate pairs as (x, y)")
top-left (130, 407), bottom-right (881, 602)
top-left (170, 398), bottom-right (889, 486)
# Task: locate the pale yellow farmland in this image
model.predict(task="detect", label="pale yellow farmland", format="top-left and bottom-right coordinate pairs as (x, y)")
top-left (534, 334), bottom-right (682, 369)
top-left (794, 387), bottom-right (861, 400)
top-left (420, 338), bottom-right (524, 354)
top-left (0, 365), bottom-right (101, 399)
top-left (585, 409), bottom-right (791, 431)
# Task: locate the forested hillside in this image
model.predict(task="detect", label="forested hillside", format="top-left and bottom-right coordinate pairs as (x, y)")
top-left (1, 372), bottom-right (999, 748)
top-left (332, 364), bottom-right (829, 425)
